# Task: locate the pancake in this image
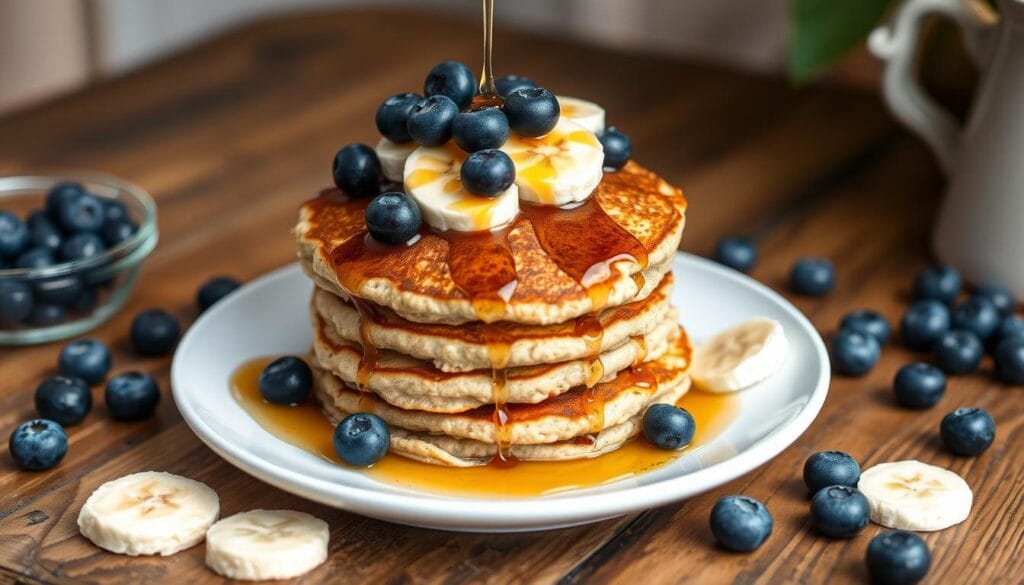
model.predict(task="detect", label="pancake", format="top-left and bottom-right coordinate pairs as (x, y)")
top-left (311, 309), bottom-right (682, 412)
top-left (295, 161), bottom-right (686, 325)
top-left (312, 326), bottom-right (692, 446)
top-left (311, 272), bottom-right (674, 372)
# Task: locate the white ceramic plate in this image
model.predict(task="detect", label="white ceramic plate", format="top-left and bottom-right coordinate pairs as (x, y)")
top-left (172, 253), bottom-right (829, 532)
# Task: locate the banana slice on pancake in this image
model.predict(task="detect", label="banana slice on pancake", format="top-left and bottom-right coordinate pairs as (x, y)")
top-left (501, 117), bottom-right (604, 206)
top-left (376, 137), bottom-right (418, 182)
top-left (404, 144), bottom-right (520, 231)
top-left (205, 509), bottom-right (329, 580)
top-left (692, 318), bottom-right (788, 392)
top-left (557, 96), bottom-right (606, 133)
top-left (858, 460), bottom-right (972, 531)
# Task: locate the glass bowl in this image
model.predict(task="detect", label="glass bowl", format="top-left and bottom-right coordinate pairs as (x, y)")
top-left (0, 173), bottom-right (158, 345)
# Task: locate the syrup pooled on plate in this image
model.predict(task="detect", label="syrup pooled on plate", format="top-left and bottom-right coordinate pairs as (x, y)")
top-left (231, 357), bottom-right (739, 497)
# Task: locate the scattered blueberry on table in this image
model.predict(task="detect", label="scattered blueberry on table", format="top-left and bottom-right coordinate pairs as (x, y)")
top-left (503, 88), bottom-right (560, 137)
top-left (709, 495), bottom-right (773, 552)
top-left (375, 92), bottom-right (422, 144)
top-left (809, 485), bottom-right (870, 538)
top-left (34, 376), bottom-right (92, 426)
top-left (57, 338), bottom-right (112, 384)
top-left (950, 296), bottom-right (1000, 341)
top-left (994, 337), bottom-right (1024, 384)
top-left (597, 127), bottom-right (632, 171)
top-left (839, 309), bottom-right (890, 344)
top-left (452, 107), bottom-right (509, 153)
top-left (866, 530), bottom-right (931, 585)
top-left (642, 403), bottom-right (696, 450)
top-left (365, 192), bottom-right (423, 244)
top-left (459, 149), bottom-right (516, 197)
top-left (333, 412), bottom-right (390, 467)
top-left (900, 299), bottom-right (950, 351)
top-left (258, 356), bottom-right (313, 406)
top-left (105, 371), bottom-right (161, 421)
top-left (803, 451), bottom-right (860, 494)
top-left (994, 314), bottom-right (1024, 346)
top-left (912, 264), bottom-right (961, 305)
top-left (407, 95), bottom-right (460, 146)
top-left (8, 419), bottom-right (68, 471)
top-left (789, 257), bottom-right (835, 296)
top-left (423, 60), bottom-right (477, 110)
top-left (892, 362), bottom-right (946, 409)
top-left (712, 236), bottom-right (757, 273)
top-left (830, 328), bottom-right (880, 376)
top-left (332, 143), bottom-right (382, 198)
top-left (197, 276), bottom-right (241, 313)
top-left (974, 282), bottom-right (1015, 317)
top-left (130, 309), bottom-right (181, 356)
top-left (939, 407), bottom-right (995, 456)
top-left (932, 330), bottom-right (983, 375)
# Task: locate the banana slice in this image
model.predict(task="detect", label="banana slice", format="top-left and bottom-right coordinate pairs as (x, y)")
top-left (376, 137), bottom-right (417, 182)
top-left (502, 117), bottom-right (604, 206)
top-left (77, 471), bottom-right (220, 556)
top-left (691, 318), bottom-right (788, 393)
top-left (557, 96), bottom-right (606, 133)
top-left (205, 509), bottom-right (329, 581)
top-left (404, 143), bottom-right (520, 231)
top-left (858, 460), bottom-right (972, 532)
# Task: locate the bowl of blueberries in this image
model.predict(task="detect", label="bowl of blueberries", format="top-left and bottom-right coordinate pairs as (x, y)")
top-left (0, 173), bottom-right (158, 345)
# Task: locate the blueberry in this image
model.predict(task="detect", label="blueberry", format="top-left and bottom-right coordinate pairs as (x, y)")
top-left (102, 199), bottom-right (129, 223)
top-left (0, 211), bottom-right (29, 258)
top-left (34, 376), bottom-right (92, 425)
top-left (831, 328), bottom-right (881, 376)
top-left (597, 126), bottom-right (632, 170)
top-left (803, 451), bottom-right (860, 494)
top-left (642, 403), bottom-right (696, 449)
top-left (503, 88), bottom-right (560, 137)
top-left (333, 412), bottom-right (390, 466)
top-left (375, 92), bottom-right (421, 144)
top-left (452, 106), bottom-right (509, 152)
top-left (974, 282), bottom-right (1015, 316)
top-left (258, 356), bottom-right (313, 405)
top-left (55, 191), bottom-right (105, 234)
top-left (13, 247), bottom-right (55, 269)
top-left (129, 309), bottom-right (181, 356)
top-left (8, 419), bottom-right (67, 471)
top-left (459, 149), bottom-right (516, 197)
top-left (994, 337), bottom-right (1024, 384)
top-left (900, 299), bottom-right (950, 351)
top-left (866, 530), bottom-right (931, 585)
top-left (57, 338), bottom-right (112, 384)
top-left (105, 371), bottom-right (161, 420)
top-left (995, 315), bottom-right (1024, 346)
top-left (893, 362), bottom-right (946, 408)
top-left (101, 220), bottom-right (137, 247)
top-left (951, 295), bottom-right (1000, 341)
top-left (34, 276), bottom-right (82, 306)
top-left (407, 95), bottom-right (459, 147)
top-left (69, 287), bottom-right (99, 313)
top-left (494, 74), bottom-right (536, 98)
top-left (0, 280), bottom-right (33, 326)
top-left (712, 236), bottom-right (757, 273)
top-left (59, 232), bottom-right (106, 262)
top-left (932, 329), bottom-right (983, 375)
top-left (197, 276), bottom-right (241, 312)
top-left (28, 212), bottom-right (62, 253)
top-left (809, 485), bottom-right (870, 538)
top-left (365, 192), bottom-right (423, 245)
top-left (708, 495), bottom-right (773, 552)
top-left (913, 264), bottom-right (961, 304)
top-left (789, 257), bottom-right (835, 296)
top-left (423, 60), bottom-right (477, 110)
top-left (840, 309), bottom-right (890, 344)
top-left (940, 407), bottom-right (995, 456)
top-left (28, 303), bottom-right (66, 326)
top-left (45, 182), bottom-right (85, 220)
top-left (332, 143), bottom-right (382, 198)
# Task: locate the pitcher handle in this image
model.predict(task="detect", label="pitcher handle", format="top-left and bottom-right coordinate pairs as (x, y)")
top-left (869, 0), bottom-right (997, 173)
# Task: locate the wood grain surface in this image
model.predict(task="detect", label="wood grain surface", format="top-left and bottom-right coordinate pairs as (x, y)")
top-left (0, 8), bottom-right (1020, 585)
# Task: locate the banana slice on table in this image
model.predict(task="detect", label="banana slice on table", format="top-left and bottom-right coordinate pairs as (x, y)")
top-left (557, 96), bottom-right (606, 133)
top-left (376, 137), bottom-right (418, 183)
top-left (502, 117), bottom-right (604, 206)
top-left (205, 509), bottom-right (329, 581)
top-left (404, 143), bottom-right (520, 231)
top-left (691, 318), bottom-right (788, 393)
top-left (858, 460), bottom-right (972, 532)
top-left (77, 471), bottom-right (220, 556)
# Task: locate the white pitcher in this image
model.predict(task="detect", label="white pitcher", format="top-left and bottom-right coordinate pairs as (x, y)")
top-left (871, 0), bottom-right (1024, 298)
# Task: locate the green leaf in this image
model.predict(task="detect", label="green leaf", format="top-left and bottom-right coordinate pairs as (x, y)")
top-left (788, 0), bottom-right (892, 83)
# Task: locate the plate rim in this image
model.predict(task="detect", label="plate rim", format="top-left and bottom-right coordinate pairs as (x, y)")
top-left (171, 253), bottom-right (830, 531)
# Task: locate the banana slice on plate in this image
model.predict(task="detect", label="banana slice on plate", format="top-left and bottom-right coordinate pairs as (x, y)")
top-left (858, 460), bottom-right (972, 532)
top-left (691, 318), bottom-right (788, 393)
top-left (77, 471), bottom-right (220, 556)
top-left (376, 137), bottom-right (418, 182)
top-left (502, 117), bottom-right (604, 206)
top-left (557, 96), bottom-right (606, 133)
top-left (205, 509), bottom-right (329, 581)
top-left (404, 144), bottom-right (520, 231)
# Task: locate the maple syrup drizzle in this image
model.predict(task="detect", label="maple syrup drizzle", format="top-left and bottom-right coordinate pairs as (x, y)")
top-left (478, 0), bottom-right (497, 96)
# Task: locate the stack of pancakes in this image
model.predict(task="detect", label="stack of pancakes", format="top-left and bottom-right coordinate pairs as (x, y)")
top-left (294, 162), bottom-right (690, 467)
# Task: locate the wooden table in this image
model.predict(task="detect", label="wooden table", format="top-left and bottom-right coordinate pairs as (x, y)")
top-left (0, 9), bottom-right (1019, 584)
